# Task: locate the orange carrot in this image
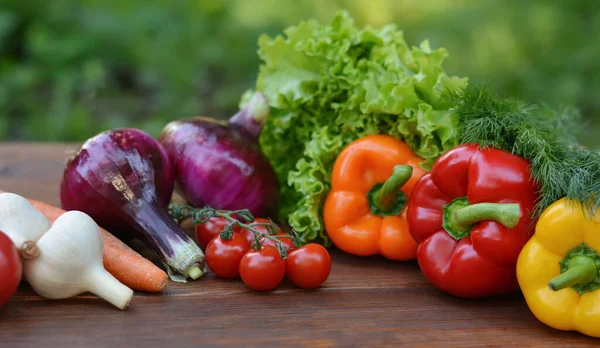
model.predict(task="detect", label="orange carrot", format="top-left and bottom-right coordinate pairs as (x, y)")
top-left (21, 196), bottom-right (168, 292)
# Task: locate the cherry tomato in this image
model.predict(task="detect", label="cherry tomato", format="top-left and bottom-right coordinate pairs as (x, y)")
top-left (195, 217), bottom-right (238, 250)
top-left (286, 244), bottom-right (331, 289)
top-left (238, 218), bottom-right (294, 251)
top-left (0, 231), bottom-right (22, 307)
top-left (239, 245), bottom-right (286, 291)
top-left (205, 232), bottom-right (250, 279)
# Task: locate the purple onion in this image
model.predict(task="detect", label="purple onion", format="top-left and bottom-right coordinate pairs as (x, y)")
top-left (60, 128), bottom-right (205, 281)
top-left (158, 92), bottom-right (279, 218)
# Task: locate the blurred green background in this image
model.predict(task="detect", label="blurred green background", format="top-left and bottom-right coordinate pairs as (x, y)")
top-left (1, 0), bottom-right (598, 146)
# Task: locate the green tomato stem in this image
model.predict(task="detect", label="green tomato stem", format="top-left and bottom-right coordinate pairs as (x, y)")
top-left (169, 204), bottom-right (291, 257)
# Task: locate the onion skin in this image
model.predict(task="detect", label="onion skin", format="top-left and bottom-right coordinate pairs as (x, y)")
top-left (158, 92), bottom-right (279, 219)
top-left (60, 128), bottom-right (205, 281)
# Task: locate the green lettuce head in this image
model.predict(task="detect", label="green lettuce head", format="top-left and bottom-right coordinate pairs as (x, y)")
top-left (246, 11), bottom-right (468, 244)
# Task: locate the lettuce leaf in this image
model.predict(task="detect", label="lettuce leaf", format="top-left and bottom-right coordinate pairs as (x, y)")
top-left (251, 11), bottom-right (468, 244)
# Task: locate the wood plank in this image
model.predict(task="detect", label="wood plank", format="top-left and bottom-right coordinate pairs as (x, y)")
top-left (0, 143), bottom-right (78, 206)
top-left (0, 143), bottom-right (598, 347)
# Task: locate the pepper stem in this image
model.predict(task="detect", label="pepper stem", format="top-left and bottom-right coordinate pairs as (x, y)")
top-left (453, 203), bottom-right (521, 230)
top-left (549, 256), bottom-right (598, 291)
top-left (442, 197), bottom-right (521, 240)
top-left (370, 165), bottom-right (412, 213)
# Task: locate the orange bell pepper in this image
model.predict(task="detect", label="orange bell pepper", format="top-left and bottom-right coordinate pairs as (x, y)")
top-left (323, 134), bottom-right (426, 260)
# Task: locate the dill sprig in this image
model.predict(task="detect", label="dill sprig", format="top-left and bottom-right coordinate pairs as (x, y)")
top-left (446, 85), bottom-right (600, 220)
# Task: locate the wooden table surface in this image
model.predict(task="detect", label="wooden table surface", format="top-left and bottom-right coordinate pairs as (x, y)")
top-left (0, 143), bottom-right (598, 347)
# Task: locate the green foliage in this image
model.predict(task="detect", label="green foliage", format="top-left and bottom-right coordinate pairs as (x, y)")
top-left (0, 0), bottom-right (598, 146)
top-left (402, 0), bottom-right (600, 148)
top-left (450, 85), bottom-right (600, 219)
top-left (0, 0), bottom-right (277, 140)
top-left (253, 11), bottom-right (466, 243)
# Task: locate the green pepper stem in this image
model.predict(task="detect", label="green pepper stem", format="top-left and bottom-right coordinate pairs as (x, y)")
top-left (452, 202), bottom-right (520, 231)
top-left (373, 165), bottom-right (413, 212)
top-left (442, 198), bottom-right (521, 241)
top-left (549, 256), bottom-right (598, 291)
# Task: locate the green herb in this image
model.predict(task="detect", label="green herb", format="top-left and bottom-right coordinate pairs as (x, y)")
top-left (448, 85), bottom-right (600, 219)
top-left (246, 11), bottom-right (467, 244)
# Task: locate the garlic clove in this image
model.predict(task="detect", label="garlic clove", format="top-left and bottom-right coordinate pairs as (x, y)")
top-left (0, 193), bottom-right (51, 256)
top-left (86, 266), bottom-right (134, 310)
top-left (24, 210), bottom-right (133, 310)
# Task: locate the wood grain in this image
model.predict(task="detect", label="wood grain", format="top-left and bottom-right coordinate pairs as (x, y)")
top-left (0, 143), bottom-right (598, 347)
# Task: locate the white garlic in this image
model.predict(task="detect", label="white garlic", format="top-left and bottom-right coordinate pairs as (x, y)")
top-left (0, 192), bottom-right (51, 258)
top-left (24, 210), bottom-right (133, 310)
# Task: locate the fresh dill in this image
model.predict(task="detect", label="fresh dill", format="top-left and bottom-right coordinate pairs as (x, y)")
top-left (446, 85), bottom-right (600, 220)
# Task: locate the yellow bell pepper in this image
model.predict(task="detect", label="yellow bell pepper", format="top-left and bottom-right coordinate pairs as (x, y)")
top-left (517, 197), bottom-right (600, 338)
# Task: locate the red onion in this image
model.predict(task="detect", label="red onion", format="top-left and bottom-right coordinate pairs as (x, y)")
top-left (60, 128), bottom-right (205, 282)
top-left (158, 92), bottom-right (279, 218)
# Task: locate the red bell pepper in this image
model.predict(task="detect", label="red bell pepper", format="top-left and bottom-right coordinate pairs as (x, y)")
top-left (406, 144), bottom-right (539, 298)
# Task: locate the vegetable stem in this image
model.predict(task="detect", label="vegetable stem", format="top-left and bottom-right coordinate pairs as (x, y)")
top-left (229, 92), bottom-right (269, 140)
top-left (454, 203), bottom-right (520, 229)
top-left (442, 197), bottom-right (521, 240)
top-left (549, 256), bottom-right (598, 291)
top-left (373, 165), bottom-right (413, 212)
top-left (366, 165), bottom-right (411, 217)
top-left (187, 265), bottom-right (204, 280)
top-left (170, 204), bottom-right (294, 257)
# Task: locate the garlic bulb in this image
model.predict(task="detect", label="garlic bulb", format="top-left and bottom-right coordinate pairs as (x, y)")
top-left (24, 210), bottom-right (133, 310)
top-left (0, 192), bottom-right (51, 258)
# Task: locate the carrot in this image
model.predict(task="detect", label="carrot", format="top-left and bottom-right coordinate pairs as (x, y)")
top-left (19, 195), bottom-right (168, 292)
